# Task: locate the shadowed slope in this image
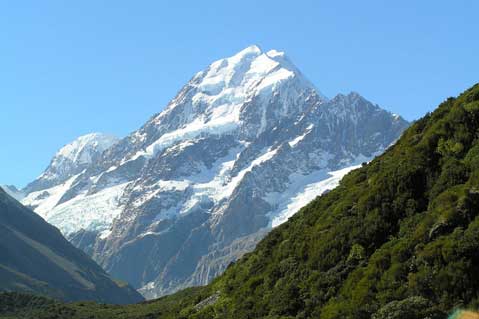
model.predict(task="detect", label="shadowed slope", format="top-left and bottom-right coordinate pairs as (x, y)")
top-left (0, 188), bottom-right (143, 304)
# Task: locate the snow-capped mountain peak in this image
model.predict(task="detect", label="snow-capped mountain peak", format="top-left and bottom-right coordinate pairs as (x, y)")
top-left (23, 133), bottom-right (119, 194)
top-left (186, 45), bottom-right (321, 117)
top-left (20, 46), bottom-right (409, 299)
top-left (191, 45), bottom-right (318, 100)
top-left (126, 46), bottom-right (326, 162)
top-left (55, 133), bottom-right (118, 165)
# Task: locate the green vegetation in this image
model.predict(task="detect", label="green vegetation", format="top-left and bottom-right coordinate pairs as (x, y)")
top-left (0, 288), bottom-right (210, 319)
top-left (2, 83), bottom-right (479, 318)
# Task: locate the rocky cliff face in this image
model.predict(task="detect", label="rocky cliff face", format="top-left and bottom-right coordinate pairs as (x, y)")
top-left (21, 45), bottom-right (409, 298)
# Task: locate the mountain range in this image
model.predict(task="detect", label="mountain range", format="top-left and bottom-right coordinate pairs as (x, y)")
top-left (14, 45), bottom-right (408, 298)
top-left (2, 80), bottom-right (477, 319)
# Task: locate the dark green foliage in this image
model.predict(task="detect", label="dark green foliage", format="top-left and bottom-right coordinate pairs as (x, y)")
top-left (0, 288), bottom-right (210, 319)
top-left (371, 296), bottom-right (444, 319)
top-left (2, 83), bottom-right (479, 318)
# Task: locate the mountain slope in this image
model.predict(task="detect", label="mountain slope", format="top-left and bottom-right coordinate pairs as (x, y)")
top-left (20, 45), bottom-right (408, 298)
top-left (1, 85), bottom-right (477, 319)
top-left (0, 187), bottom-right (143, 304)
top-left (1, 185), bottom-right (24, 201)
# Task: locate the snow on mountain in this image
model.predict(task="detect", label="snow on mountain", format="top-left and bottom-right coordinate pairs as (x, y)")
top-left (267, 163), bottom-right (370, 227)
top-left (56, 133), bottom-right (118, 164)
top-left (22, 174), bottom-right (129, 236)
top-left (123, 45), bottom-right (324, 162)
top-left (22, 133), bottom-right (121, 234)
top-left (22, 174), bottom-right (80, 219)
top-left (23, 133), bottom-right (119, 194)
top-left (21, 45), bottom-right (409, 298)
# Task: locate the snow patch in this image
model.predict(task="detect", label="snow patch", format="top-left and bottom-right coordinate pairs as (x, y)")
top-left (44, 182), bottom-right (130, 236)
top-left (22, 174), bottom-right (81, 219)
top-left (23, 179), bottom-right (130, 236)
top-left (140, 117), bottom-right (239, 159)
top-left (288, 125), bottom-right (314, 147)
top-left (267, 165), bottom-right (361, 227)
top-left (222, 147), bottom-right (279, 199)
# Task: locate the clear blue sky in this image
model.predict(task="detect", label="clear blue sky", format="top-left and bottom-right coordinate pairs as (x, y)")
top-left (1, 1), bottom-right (478, 187)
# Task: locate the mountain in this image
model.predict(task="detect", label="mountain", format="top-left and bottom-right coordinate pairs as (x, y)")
top-left (0, 188), bottom-right (144, 304)
top-left (1, 185), bottom-right (24, 201)
top-left (20, 45), bottom-right (408, 298)
top-left (182, 83), bottom-right (479, 318)
top-left (2, 84), bottom-right (477, 319)
top-left (23, 133), bottom-right (119, 196)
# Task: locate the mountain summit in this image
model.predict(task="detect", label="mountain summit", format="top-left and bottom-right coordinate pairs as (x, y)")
top-left (20, 46), bottom-right (408, 298)
top-left (102, 45), bottom-right (326, 163)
